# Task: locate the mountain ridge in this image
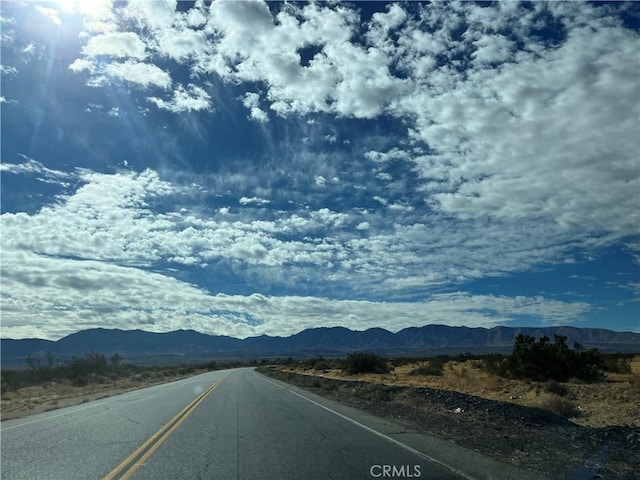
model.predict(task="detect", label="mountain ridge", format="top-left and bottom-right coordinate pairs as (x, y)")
top-left (1, 325), bottom-right (638, 367)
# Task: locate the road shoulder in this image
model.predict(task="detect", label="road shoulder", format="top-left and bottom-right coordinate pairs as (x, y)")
top-left (254, 369), bottom-right (546, 480)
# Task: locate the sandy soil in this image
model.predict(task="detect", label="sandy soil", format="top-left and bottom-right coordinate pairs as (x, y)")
top-left (287, 356), bottom-right (640, 428)
top-left (0, 370), bottom-right (208, 421)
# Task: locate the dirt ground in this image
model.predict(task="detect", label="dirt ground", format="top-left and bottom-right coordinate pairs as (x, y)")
top-left (0, 370), bottom-right (208, 421)
top-left (288, 356), bottom-right (640, 428)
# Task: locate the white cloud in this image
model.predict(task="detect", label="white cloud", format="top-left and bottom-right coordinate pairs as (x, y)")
top-left (157, 28), bottom-right (208, 62)
top-left (147, 83), bottom-right (211, 112)
top-left (0, 65), bottom-right (17, 76)
top-left (0, 243), bottom-right (590, 339)
top-left (370, 3), bottom-right (407, 32)
top-left (68, 58), bottom-right (95, 73)
top-left (239, 196), bottom-right (270, 206)
top-left (0, 155), bottom-right (73, 184)
top-left (1, 165), bottom-right (564, 299)
top-left (103, 61), bottom-right (172, 89)
top-left (314, 175), bottom-right (326, 187)
top-left (57, 1), bottom-right (640, 287)
top-left (0, 161), bottom-right (600, 339)
top-left (241, 92), bottom-right (268, 123)
top-left (6, 2), bottom-right (637, 338)
top-left (123, 0), bottom-right (177, 31)
top-left (404, 22), bottom-right (639, 248)
top-left (22, 43), bottom-right (35, 55)
top-left (388, 202), bottom-right (414, 213)
top-left (83, 32), bottom-right (147, 59)
top-left (471, 34), bottom-right (516, 65)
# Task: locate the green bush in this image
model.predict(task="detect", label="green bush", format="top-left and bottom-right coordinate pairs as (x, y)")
top-left (503, 335), bottom-right (603, 382)
top-left (602, 355), bottom-right (633, 374)
top-left (342, 352), bottom-right (389, 375)
top-left (303, 356), bottom-right (332, 371)
top-left (408, 357), bottom-right (447, 376)
top-left (483, 354), bottom-right (508, 376)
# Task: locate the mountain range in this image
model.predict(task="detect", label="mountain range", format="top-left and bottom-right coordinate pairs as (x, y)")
top-left (2, 325), bottom-right (639, 367)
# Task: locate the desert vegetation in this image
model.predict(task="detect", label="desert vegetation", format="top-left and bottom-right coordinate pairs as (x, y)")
top-left (0, 352), bottom-right (220, 392)
top-left (277, 338), bottom-right (639, 427)
top-left (483, 334), bottom-right (605, 382)
top-left (1, 353), bottom-right (243, 420)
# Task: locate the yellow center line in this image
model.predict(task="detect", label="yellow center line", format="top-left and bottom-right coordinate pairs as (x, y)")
top-left (103, 372), bottom-right (230, 480)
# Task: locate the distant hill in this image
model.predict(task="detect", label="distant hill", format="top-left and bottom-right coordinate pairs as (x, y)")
top-left (1, 325), bottom-right (639, 367)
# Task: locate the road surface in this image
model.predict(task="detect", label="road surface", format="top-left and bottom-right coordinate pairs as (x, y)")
top-left (1, 368), bottom-right (543, 480)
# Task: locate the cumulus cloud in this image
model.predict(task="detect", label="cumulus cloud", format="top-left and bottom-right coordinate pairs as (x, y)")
top-left (4, 1), bottom-right (637, 337)
top-left (1, 162), bottom-right (593, 301)
top-left (83, 32), bottom-right (148, 59)
top-left (68, 58), bottom-right (95, 73)
top-left (314, 175), bottom-right (326, 187)
top-left (239, 196), bottom-right (270, 206)
top-left (103, 62), bottom-right (172, 89)
top-left (241, 92), bottom-right (268, 123)
top-left (0, 157), bottom-right (606, 339)
top-left (403, 21), bottom-right (639, 247)
top-left (147, 83), bottom-right (211, 112)
top-left (0, 243), bottom-right (589, 339)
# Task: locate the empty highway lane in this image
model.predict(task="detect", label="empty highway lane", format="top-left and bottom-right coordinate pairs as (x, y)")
top-left (1, 369), bottom-right (542, 480)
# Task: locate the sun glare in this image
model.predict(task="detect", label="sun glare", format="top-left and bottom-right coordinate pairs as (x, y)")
top-left (51, 0), bottom-right (79, 14)
top-left (51, 0), bottom-right (113, 21)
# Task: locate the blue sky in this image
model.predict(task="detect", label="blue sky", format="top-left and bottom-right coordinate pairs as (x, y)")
top-left (1, 0), bottom-right (639, 340)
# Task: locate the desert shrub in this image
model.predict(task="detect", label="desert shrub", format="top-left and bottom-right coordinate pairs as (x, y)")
top-left (71, 375), bottom-right (89, 387)
top-left (202, 361), bottom-right (218, 371)
top-left (540, 395), bottom-right (580, 418)
top-left (308, 356), bottom-right (331, 371)
top-left (0, 370), bottom-right (28, 392)
top-left (483, 354), bottom-right (508, 376)
top-left (65, 353), bottom-right (108, 385)
top-left (544, 379), bottom-right (568, 397)
top-left (322, 382), bottom-right (337, 391)
top-left (408, 359), bottom-right (445, 377)
top-left (389, 357), bottom-right (415, 368)
top-left (602, 355), bottom-right (633, 374)
top-left (470, 360), bottom-right (484, 369)
top-left (408, 364), bottom-right (437, 376)
top-left (355, 383), bottom-right (390, 401)
top-left (342, 352), bottom-right (389, 375)
top-left (502, 335), bottom-right (603, 382)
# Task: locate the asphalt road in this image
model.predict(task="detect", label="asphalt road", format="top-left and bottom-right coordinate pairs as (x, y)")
top-left (1, 368), bottom-right (543, 480)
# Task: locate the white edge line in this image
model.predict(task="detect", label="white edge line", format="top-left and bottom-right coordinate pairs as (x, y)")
top-left (256, 372), bottom-right (477, 480)
top-left (1, 402), bottom-right (106, 432)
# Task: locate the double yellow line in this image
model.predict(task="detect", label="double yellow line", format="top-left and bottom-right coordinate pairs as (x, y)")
top-left (103, 373), bottom-right (230, 480)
